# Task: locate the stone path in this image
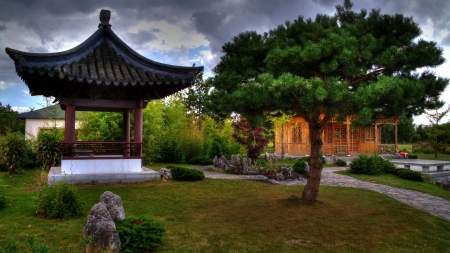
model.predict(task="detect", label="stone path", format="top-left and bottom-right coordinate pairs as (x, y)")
top-left (195, 166), bottom-right (450, 221)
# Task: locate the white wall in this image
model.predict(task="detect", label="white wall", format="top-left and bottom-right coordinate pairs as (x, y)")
top-left (25, 119), bottom-right (81, 139)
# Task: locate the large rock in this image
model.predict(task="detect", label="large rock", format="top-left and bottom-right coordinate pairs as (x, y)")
top-left (83, 191), bottom-right (125, 253)
top-left (160, 168), bottom-right (172, 180)
top-left (242, 157), bottom-right (252, 174)
top-left (83, 203), bottom-right (121, 253)
top-left (100, 191), bottom-right (125, 222)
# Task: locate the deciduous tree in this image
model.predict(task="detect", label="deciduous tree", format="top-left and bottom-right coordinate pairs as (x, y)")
top-left (209, 0), bottom-right (448, 201)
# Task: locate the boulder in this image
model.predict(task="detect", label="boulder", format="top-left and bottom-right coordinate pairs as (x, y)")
top-left (160, 168), bottom-right (172, 180)
top-left (83, 191), bottom-right (125, 253)
top-left (100, 191), bottom-right (125, 222)
top-left (83, 203), bottom-right (121, 253)
top-left (242, 157), bottom-right (252, 174)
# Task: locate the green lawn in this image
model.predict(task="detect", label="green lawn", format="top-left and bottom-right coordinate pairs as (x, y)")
top-left (335, 170), bottom-right (450, 200)
top-left (413, 152), bottom-right (450, 161)
top-left (1, 168), bottom-right (449, 252)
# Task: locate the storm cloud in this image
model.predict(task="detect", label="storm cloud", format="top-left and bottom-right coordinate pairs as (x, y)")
top-left (0, 0), bottom-right (449, 119)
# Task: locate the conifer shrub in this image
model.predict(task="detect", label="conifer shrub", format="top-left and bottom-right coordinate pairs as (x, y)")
top-left (349, 154), bottom-right (396, 175)
top-left (188, 155), bottom-right (212, 165)
top-left (35, 177), bottom-right (85, 219)
top-left (292, 160), bottom-right (307, 174)
top-left (335, 159), bottom-right (347, 166)
top-left (167, 166), bottom-right (205, 181)
top-left (395, 169), bottom-right (423, 182)
top-left (116, 216), bottom-right (165, 253)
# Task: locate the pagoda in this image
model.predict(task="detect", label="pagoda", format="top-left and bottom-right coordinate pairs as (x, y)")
top-left (5, 10), bottom-right (203, 184)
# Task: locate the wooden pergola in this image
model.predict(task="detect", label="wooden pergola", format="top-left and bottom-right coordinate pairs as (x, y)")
top-left (6, 10), bottom-right (203, 172)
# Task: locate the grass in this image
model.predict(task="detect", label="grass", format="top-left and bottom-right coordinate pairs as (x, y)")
top-left (1, 168), bottom-right (449, 252)
top-left (413, 152), bottom-right (450, 161)
top-left (335, 170), bottom-right (450, 200)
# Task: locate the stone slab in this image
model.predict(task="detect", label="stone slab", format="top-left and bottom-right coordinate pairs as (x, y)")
top-left (48, 167), bottom-right (160, 185)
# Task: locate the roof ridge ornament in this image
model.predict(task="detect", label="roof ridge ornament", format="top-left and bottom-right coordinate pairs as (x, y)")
top-left (99, 9), bottom-right (111, 28)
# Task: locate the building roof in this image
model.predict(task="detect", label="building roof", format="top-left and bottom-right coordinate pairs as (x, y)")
top-left (5, 10), bottom-right (203, 102)
top-left (15, 104), bottom-right (79, 120)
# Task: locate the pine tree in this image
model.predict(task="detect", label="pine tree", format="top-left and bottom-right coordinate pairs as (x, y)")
top-left (208, 0), bottom-right (448, 201)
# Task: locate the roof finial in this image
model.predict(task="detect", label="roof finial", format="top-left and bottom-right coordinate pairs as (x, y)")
top-left (99, 9), bottom-right (111, 28)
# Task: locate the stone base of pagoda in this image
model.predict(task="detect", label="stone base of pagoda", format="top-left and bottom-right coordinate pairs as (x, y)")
top-left (61, 158), bottom-right (143, 174)
top-left (48, 160), bottom-right (160, 185)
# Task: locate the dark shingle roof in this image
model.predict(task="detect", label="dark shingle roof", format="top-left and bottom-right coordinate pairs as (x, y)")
top-left (5, 12), bottom-right (203, 101)
top-left (16, 105), bottom-right (71, 119)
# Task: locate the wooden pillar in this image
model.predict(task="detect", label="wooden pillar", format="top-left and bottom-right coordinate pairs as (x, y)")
top-left (394, 119), bottom-right (398, 154)
top-left (64, 99), bottom-right (76, 158)
top-left (134, 102), bottom-right (143, 156)
top-left (346, 117), bottom-right (350, 155)
top-left (123, 110), bottom-right (130, 157)
top-left (374, 124), bottom-right (378, 154)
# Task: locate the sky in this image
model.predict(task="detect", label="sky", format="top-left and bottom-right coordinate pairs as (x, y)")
top-left (0, 0), bottom-right (449, 125)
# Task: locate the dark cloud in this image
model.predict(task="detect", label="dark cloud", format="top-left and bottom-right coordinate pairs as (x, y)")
top-left (0, 24), bottom-right (7, 31)
top-left (122, 30), bottom-right (159, 48)
top-left (441, 33), bottom-right (450, 47)
top-left (25, 45), bottom-right (50, 53)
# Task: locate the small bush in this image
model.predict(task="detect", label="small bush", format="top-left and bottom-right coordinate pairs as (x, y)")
top-left (0, 179), bottom-right (7, 210)
top-left (292, 160), bottom-right (307, 173)
top-left (396, 169), bottom-right (423, 182)
top-left (422, 147), bottom-right (434, 154)
top-left (408, 154), bottom-right (418, 159)
top-left (188, 155), bottom-right (212, 165)
top-left (167, 166), bottom-right (205, 181)
top-left (35, 178), bottom-right (85, 219)
top-left (349, 154), bottom-right (396, 175)
top-left (335, 159), bottom-right (347, 166)
top-left (444, 146), bottom-right (450, 155)
top-left (0, 132), bottom-right (27, 175)
top-left (116, 216), bottom-right (165, 253)
top-left (37, 131), bottom-right (61, 169)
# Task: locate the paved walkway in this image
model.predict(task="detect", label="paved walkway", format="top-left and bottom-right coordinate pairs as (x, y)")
top-left (195, 166), bottom-right (450, 221)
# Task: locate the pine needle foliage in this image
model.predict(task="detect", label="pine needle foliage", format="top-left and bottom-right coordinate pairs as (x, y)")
top-left (116, 216), bottom-right (165, 253)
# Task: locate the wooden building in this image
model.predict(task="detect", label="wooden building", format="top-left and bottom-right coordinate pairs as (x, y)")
top-left (275, 115), bottom-right (399, 156)
top-left (5, 10), bottom-right (203, 184)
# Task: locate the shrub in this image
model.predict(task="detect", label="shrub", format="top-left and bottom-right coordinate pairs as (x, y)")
top-left (116, 216), bottom-right (165, 253)
top-left (444, 146), bottom-right (450, 154)
top-left (422, 147), bottom-right (434, 154)
top-left (167, 166), bottom-right (205, 181)
top-left (408, 154), bottom-right (418, 159)
top-left (37, 131), bottom-right (61, 169)
top-left (35, 177), bottom-right (85, 219)
top-left (349, 154), bottom-right (396, 175)
top-left (0, 179), bottom-right (7, 210)
top-left (188, 155), bottom-right (212, 165)
top-left (292, 160), bottom-right (307, 174)
top-left (0, 132), bottom-right (27, 175)
top-left (335, 159), bottom-right (347, 166)
top-left (396, 169), bottom-right (423, 182)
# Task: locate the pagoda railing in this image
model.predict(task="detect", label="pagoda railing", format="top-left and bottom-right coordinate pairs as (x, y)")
top-left (377, 144), bottom-right (396, 154)
top-left (58, 141), bottom-right (143, 159)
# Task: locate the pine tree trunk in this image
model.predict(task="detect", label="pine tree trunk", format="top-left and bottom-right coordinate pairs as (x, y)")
top-left (281, 124), bottom-right (285, 165)
top-left (301, 120), bottom-right (323, 202)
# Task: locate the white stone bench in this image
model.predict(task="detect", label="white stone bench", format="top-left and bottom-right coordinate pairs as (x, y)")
top-left (391, 159), bottom-right (450, 173)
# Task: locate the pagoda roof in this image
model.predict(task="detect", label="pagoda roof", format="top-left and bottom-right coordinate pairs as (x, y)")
top-left (5, 10), bottom-right (203, 101)
top-left (15, 104), bottom-right (82, 120)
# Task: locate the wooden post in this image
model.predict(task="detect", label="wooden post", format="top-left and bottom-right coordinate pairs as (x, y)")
top-left (346, 117), bottom-right (350, 155)
top-left (123, 110), bottom-right (130, 157)
top-left (134, 102), bottom-right (143, 156)
top-left (394, 119), bottom-right (398, 154)
top-left (374, 124), bottom-right (378, 154)
top-left (64, 99), bottom-right (76, 157)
